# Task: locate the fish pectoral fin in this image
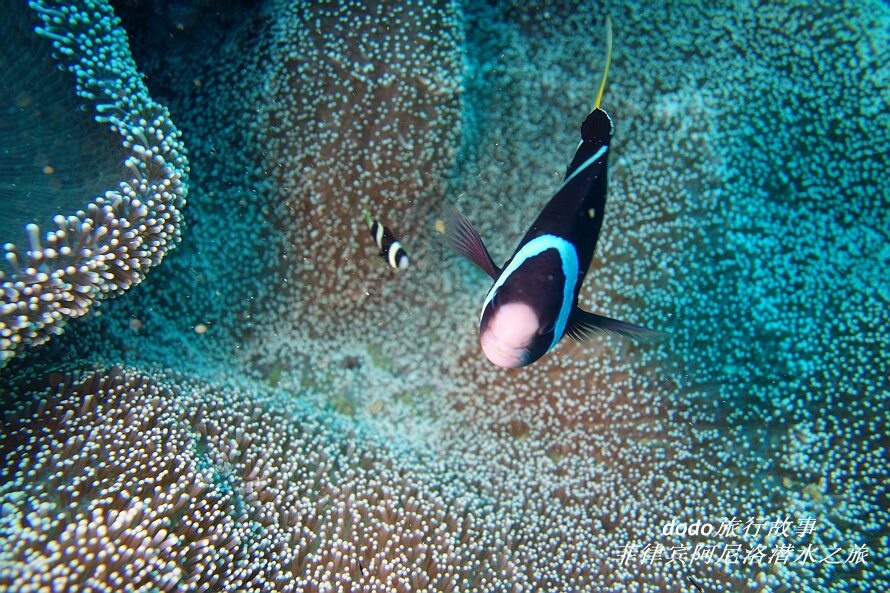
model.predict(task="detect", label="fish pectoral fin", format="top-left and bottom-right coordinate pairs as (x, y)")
top-left (442, 203), bottom-right (501, 279)
top-left (566, 307), bottom-right (668, 343)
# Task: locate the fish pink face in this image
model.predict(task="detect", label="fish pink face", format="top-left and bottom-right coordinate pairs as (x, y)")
top-left (479, 301), bottom-right (540, 368)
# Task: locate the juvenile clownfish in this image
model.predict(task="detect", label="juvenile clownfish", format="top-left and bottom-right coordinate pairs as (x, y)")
top-left (365, 212), bottom-right (409, 270)
top-left (446, 17), bottom-right (662, 368)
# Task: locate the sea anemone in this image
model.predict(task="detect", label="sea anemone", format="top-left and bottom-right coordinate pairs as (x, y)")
top-left (1, 0), bottom-right (886, 592)
top-left (0, 0), bottom-right (188, 367)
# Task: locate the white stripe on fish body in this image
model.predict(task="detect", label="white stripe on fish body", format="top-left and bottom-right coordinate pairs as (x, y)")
top-left (482, 234), bottom-right (579, 352)
top-left (387, 241), bottom-right (409, 269)
top-left (560, 144), bottom-right (608, 192)
top-left (373, 221), bottom-right (385, 249)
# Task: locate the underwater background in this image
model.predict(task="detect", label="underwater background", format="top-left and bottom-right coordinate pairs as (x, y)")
top-left (1, 0), bottom-right (887, 592)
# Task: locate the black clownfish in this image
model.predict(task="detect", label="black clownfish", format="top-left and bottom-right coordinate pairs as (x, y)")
top-left (365, 212), bottom-right (409, 270)
top-left (446, 17), bottom-right (662, 368)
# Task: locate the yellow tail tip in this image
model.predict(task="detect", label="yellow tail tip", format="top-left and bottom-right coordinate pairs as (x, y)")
top-left (593, 15), bottom-right (613, 110)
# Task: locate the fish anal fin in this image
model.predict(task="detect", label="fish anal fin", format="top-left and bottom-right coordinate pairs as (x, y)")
top-left (442, 203), bottom-right (501, 279)
top-left (566, 307), bottom-right (667, 343)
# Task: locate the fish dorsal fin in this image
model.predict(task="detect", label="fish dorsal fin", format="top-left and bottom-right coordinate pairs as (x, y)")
top-left (566, 307), bottom-right (668, 343)
top-left (442, 203), bottom-right (501, 279)
top-left (593, 16), bottom-right (613, 111)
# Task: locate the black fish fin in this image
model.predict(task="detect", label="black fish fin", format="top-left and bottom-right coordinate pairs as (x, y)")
top-left (442, 203), bottom-right (501, 279)
top-left (566, 307), bottom-right (668, 343)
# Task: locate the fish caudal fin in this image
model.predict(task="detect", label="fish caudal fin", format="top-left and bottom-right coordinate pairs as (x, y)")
top-left (566, 307), bottom-right (667, 343)
top-left (592, 15), bottom-right (613, 111)
top-left (441, 203), bottom-right (501, 279)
